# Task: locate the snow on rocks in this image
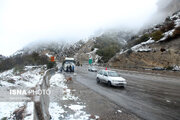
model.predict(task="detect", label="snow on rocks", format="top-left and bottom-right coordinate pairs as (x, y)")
top-left (131, 39), bottom-right (154, 52)
top-left (159, 11), bottom-right (180, 42)
top-left (86, 48), bottom-right (98, 55)
top-left (117, 110), bottom-right (122, 113)
top-left (173, 65), bottom-right (180, 71)
top-left (159, 29), bottom-right (175, 42)
top-left (171, 11), bottom-right (180, 27)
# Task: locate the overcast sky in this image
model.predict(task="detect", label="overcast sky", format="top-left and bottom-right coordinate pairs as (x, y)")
top-left (0, 0), bottom-right (159, 56)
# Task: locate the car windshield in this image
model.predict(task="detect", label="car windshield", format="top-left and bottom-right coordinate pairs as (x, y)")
top-left (108, 71), bottom-right (119, 77)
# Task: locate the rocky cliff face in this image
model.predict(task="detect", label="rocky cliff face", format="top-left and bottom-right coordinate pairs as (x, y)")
top-left (74, 39), bottom-right (96, 64)
top-left (109, 37), bottom-right (180, 70)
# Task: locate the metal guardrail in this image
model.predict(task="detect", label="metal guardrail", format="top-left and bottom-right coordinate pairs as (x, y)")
top-left (34, 68), bottom-right (55, 120)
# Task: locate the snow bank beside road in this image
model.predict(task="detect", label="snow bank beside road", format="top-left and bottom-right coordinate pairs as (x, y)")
top-left (49, 73), bottom-right (99, 120)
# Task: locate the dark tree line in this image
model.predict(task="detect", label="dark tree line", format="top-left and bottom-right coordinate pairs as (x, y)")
top-left (0, 52), bottom-right (49, 72)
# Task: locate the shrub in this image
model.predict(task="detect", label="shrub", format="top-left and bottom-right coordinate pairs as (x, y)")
top-left (47, 61), bottom-right (56, 69)
top-left (160, 21), bottom-right (175, 32)
top-left (126, 34), bottom-right (150, 49)
top-left (166, 66), bottom-right (173, 70)
top-left (13, 65), bottom-right (24, 74)
top-left (150, 30), bottom-right (164, 41)
top-left (126, 49), bottom-right (133, 56)
top-left (173, 26), bottom-right (180, 37)
top-left (94, 35), bottom-right (122, 63)
top-left (135, 34), bottom-right (150, 44)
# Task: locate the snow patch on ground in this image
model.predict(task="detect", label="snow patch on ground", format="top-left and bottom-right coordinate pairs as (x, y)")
top-left (68, 104), bottom-right (85, 111)
top-left (49, 102), bottom-right (66, 120)
top-left (117, 110), bottom-right (122, 113)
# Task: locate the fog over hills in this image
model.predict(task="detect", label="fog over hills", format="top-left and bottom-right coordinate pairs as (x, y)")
top-left (147, 0), bottom-right (180, 25)
top-left (0, 0), bottom-right (179, 56)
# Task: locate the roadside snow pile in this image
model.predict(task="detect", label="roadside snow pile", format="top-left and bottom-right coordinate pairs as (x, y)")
top-left (50, 74), bottom-right (79, 101)
top-left (50, 74), bottom-right (66, 88)
top-left (49, 102), bottom-right (66, 119)
top-left (49, 102), bottom-right (99, 120)
top-left (131, 39), bottom-right (154, 52)
top-left (0, 66), bottom-right (44, 88)
top-left (49, 73), bottom-right (99, 120)
top-left (0, 102), bottom-right (34, 120)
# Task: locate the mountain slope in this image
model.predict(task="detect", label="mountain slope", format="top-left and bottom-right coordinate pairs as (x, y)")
top-left (108, 11), bottom-right (180, 71)
top-left (74, 31), bottom-right (134, 64)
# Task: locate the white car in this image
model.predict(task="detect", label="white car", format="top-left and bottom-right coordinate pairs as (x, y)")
top-left (88, 66), bottom-right (97, 72)
top-left (96, 70), bottom-right (127, 87)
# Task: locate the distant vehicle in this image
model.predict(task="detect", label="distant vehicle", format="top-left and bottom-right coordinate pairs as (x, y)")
top-left (152, 67), bottom-right (165, 71)
top-left (88, 66), bottom-right (97, 72)
top-left (96, 70), bottom-right (127, 87)
top-left (62, 57), bottom-right (75, 72)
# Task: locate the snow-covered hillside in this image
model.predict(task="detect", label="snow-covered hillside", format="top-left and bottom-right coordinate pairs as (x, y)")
top-left (0, 65), bottom-right (45, 119)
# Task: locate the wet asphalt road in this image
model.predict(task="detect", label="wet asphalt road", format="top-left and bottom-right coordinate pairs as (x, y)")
top-left (74, 66), bottom-right (180, 120)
